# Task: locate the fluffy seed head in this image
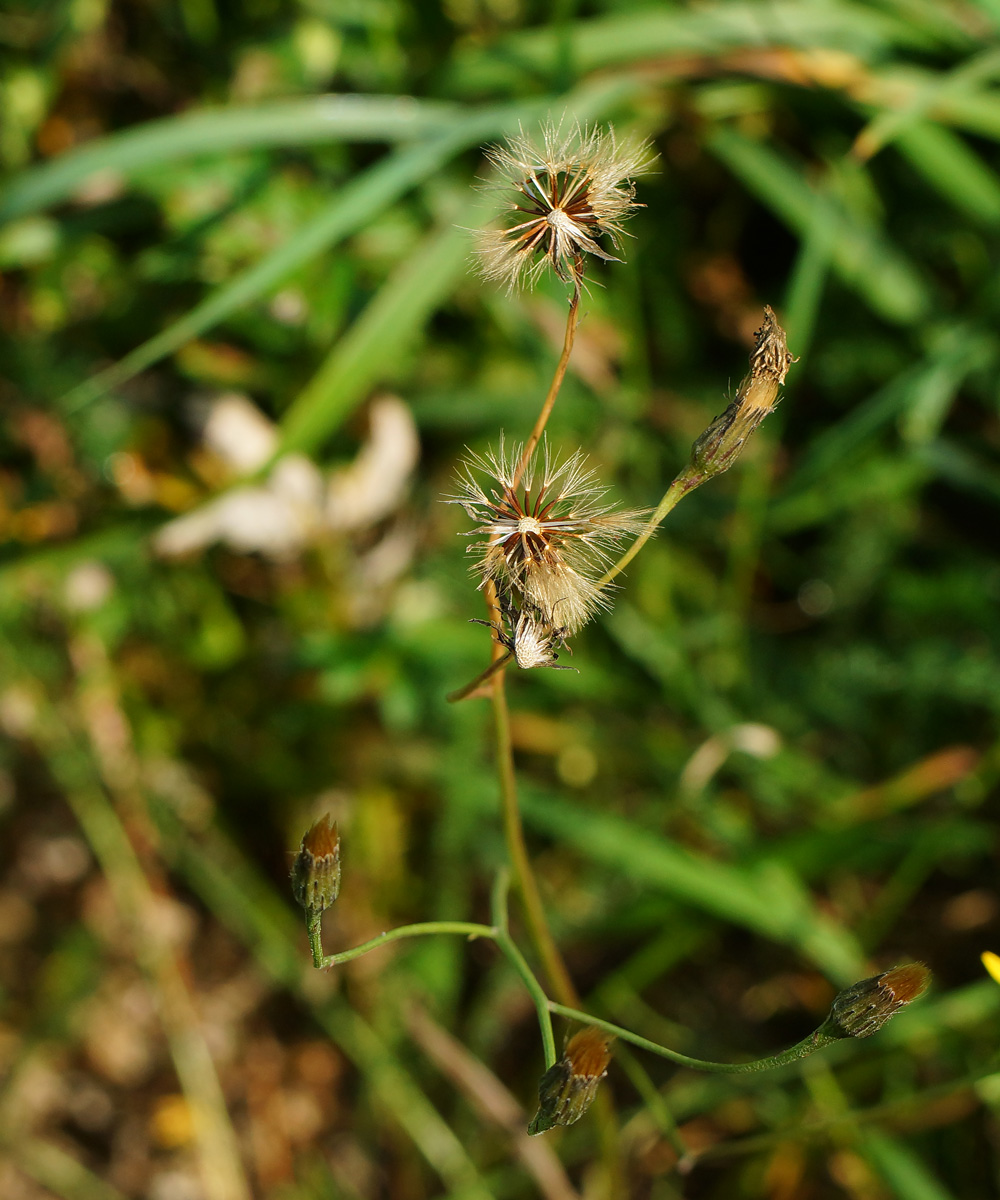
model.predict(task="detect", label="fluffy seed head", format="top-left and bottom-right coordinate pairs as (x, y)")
top-left (476, 121), bottom-right (651, 291)
top-left (450, 440), bottom-right (647, 634)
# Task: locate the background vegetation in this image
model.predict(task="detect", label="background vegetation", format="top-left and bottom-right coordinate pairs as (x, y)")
top-left (2, 0), bottom-right (1000, 1197)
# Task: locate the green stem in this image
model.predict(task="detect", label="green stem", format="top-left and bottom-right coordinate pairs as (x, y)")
top-left (307, 916), bottom-right (495, 969)
top-left (304, 872), bottom-right (558, 1067)
top-left (491, 670), bottom-right (579, 1007)
top-left (512, 281), bottom-right (581, 489)
top-left (491, 872), bottom-right (557, 1067)
top-left (598, 471), bottom-right (696, 588)
top-left (547, 1002), bottom-right (835, 1073)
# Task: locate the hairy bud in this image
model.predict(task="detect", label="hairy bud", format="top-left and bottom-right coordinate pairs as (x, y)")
top-left (528, 1027), bottom-right (613, 1135)
top-left (818, 963), bottom-right (930, 1040)
top-left (290, 815), bottom-right (341, 914)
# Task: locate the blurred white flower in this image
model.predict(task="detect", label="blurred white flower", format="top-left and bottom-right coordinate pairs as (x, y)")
top-left (154, 394), bottom-right (419, 561)
top-left (200, 391), bottom-right (277, 474)
top-left (327, 396), bottom-right (420, 532)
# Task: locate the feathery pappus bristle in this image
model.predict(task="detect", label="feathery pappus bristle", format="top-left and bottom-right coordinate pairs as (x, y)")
top-left (449, 439), bottom-right (647, 636)
top-left (475, 120), bottom-right (652, 291)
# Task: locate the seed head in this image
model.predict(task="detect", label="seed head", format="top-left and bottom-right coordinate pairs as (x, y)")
top-left (528, 1027), bottom-right (614, 1135)
top-left (290, 815), bottom-right (341, 915)
top-left (818, 963), bottom-right (930, 1040)
top-left (476, 121), bottom-right (651, 291)
top-left (450, 440), bottom-right (647, 635)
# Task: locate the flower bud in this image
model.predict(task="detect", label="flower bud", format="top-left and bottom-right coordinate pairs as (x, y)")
top-left (687, 306), bottom-right (796, 485)
top-left (818, 963), bottom-right (930, 1040)
top-left (527, 1027), bottom-right (613, 1135)
top-left (290, 815), bottom-right (341, 914)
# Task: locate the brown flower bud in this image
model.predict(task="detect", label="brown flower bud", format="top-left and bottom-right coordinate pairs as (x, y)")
top-left (527, 1027), bottom-right (613, 1135)
top-left (688, 306), bottom-right (797, 484)
top-left (818, 963), bottom-right (930, 1040)
top-left (290, 815), bottom-right (341, 914)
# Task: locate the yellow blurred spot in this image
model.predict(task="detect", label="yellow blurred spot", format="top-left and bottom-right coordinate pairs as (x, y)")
top-left (152, 1094), bottom-right (195, 1148)
top-left (981, 951), bottom-right (1000, 986)
top-left (557, 744), bottom-right (597, 788)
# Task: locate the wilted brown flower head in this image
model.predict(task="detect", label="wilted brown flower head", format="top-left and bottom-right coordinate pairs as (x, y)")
top-left (819, 963), bottom-right (930, 1040)
top-left (290, 814), bottom-right (341, 914)
top-left (528, 1026), bottom-right (614, 1135)
top-left (479, 600), bottom-right (573, 671)
top-left (476, 121), bottom-right (651, 291)
top-left (688, 306), bottom-right (797, 484)
top-left (450, 440), bottom-right (646, 635)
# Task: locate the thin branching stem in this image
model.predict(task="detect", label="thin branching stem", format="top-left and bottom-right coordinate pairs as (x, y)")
top-left (446, 650), bottom-right (511, 703)
top-left (490, 668), bottom-right (580, 1007)
top-left (491, 872), bottom-right (557, 1067)
top-left (307, 912), bottom-right (495, 969)
top-left (512, 278), bottom-right (581, 489)
top-left (547, 1002), bottom-right (835, 1073)
top-left (597, 471), bottom-right (696, 588)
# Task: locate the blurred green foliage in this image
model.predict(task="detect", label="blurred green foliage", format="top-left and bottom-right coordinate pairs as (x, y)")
top-left (2, 0), bottom-right (1000, 1197)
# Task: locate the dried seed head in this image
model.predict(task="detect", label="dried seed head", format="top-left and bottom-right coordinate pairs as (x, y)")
top-left (688, 306), bottom-right (797, 484)
top-left (819, 963), bottom-right (930, 1040)
top-left (450, 440), bottom-right (647, 634)
top-left (290, 815), bottom-right (341, 914)
top-left (528, 1027), bottom-right (614, 1135)
top-left (476, 121), bottom-right (652, 291)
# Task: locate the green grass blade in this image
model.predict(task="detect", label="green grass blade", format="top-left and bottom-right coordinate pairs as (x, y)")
top-left (56, 76), bottom-right (646, 415)
top-left (0, 94), bottom-right (460, 224)
top-left (277, 221), bottom-right (469, 456)
top-left (8, 1139), bottom-right (129, 1200)
top-left (894, 121), bottom-right (1000, 224)
top-left (705, 127), bottom-right (931, 324)
top-left (520, 790), bottom-right (866, 982)
top-left (57, 132), bottom-right (469, 414)
top-left (861, 1131), bottom-right (957, 1200)
top-left (781, 200), bottom-right (837, 363)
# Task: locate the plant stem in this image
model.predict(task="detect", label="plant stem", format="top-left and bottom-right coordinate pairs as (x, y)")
top-left (512, 281), bottom-right (581, 489)
top-left (547, 1002), bottom-right (835, 1073)
top-left (491, 872), bottom-right (557, 1067)
top-left (303, 871), bottom-right (558, 1066)
top-left (491, 667), bottom-right (579, 1007)
top-left (307, 913), bottom-right (495, 969)
top-left (446, 649), bottom-right (511, 703)
top-left (597, 470), bottom-right (697, 587)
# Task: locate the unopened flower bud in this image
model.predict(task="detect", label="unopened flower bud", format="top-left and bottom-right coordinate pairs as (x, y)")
top-left (687, 306), bottom-right (797, 485)
top-left (527, 1026), bottom-right (613, 1135)
top-left (290, 815), bottom-right (341, 914)
top-left (818, 963), bottom-right (930, 1040)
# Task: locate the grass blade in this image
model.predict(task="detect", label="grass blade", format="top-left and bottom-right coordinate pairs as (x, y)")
top-left (706, 127), bottom-right (931, 325)
top-left (894, 121), bottom-right (1000, 225)
top-left (519, 790), bottom-right (866, 983)
top-left (277, 220), bottom-right (469, 455)
top-left (0, 94), bottom-right (460, 223)
top-left (58, 133), bottom-right (470, 414)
